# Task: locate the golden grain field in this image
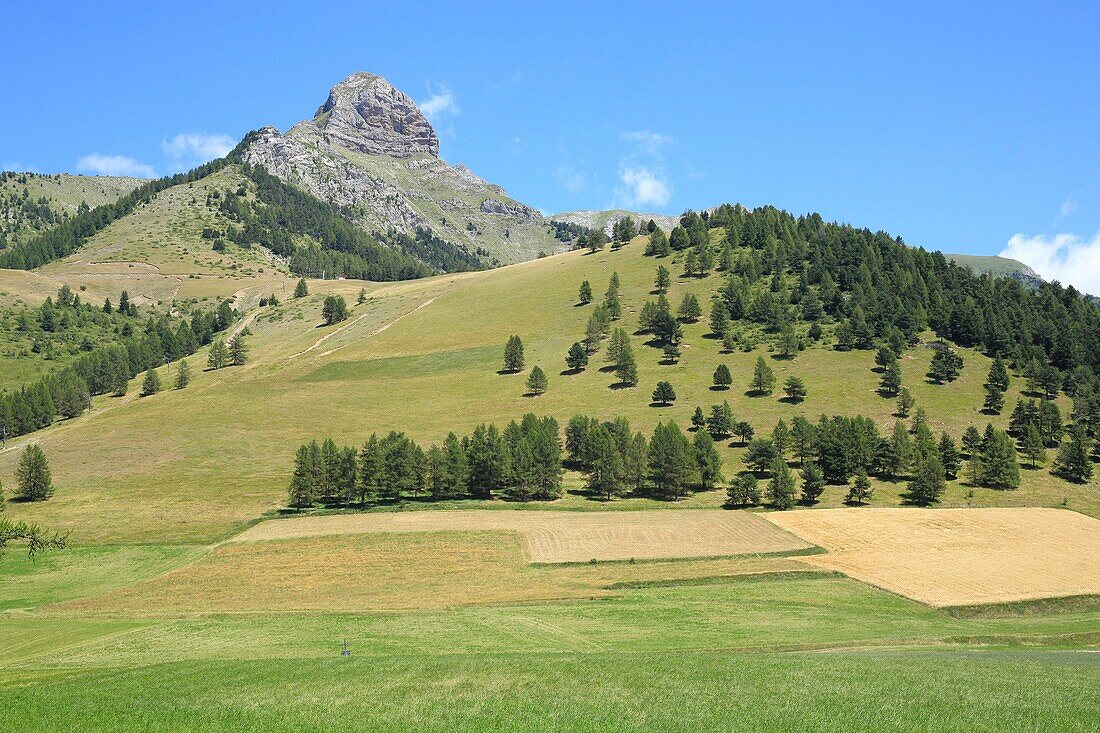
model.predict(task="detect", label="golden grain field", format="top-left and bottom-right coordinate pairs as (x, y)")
top-left (764, 507), bottom-right (1100, 607)
top-left (231, 508), bottom-right (813, 563)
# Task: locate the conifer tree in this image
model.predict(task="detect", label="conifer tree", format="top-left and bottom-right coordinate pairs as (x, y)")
top-left (293, 278), bottom-right (309, 298)
top-left (980, 428), bottom-right (1021, 489)
top-left (654, 266), bottom-right (671, 294)
top-left (750, 356), bottom-right (775, 395)
top-left (1020, 424), bottom-right (1046, 468)
top-left (565, 342), bottom-right (588, 372)
top-left (15, 444), bottom-right (53, 502)
top-left (1053, 425), bottom-right (1093, 482)
top-left (938, 432), bottom-right (961, 480)
top-left (652, 381), bottom-right (676, 406)
top-left (677, 293), bottom-right (702, 322)
top-left (847, 468), bottom-right (873, 505)
top-left (356, 435), bottom-right (382, 505)
top-left (693, 429), bottom-right (723, 490)
top-left (767, 457), bottom-right (796, 509)
top-left (357, 288), bottom-right (367, 305)
top-left (782, 376), bottom-right (806, 403)
top-left (586, 424), bottom-right (626, 500)
top-left (983, 385), bottom-right (1005, 413)
top-left (662, 342), bottom-right (681, 363)
top-left (442, 432), bottom-right (469, 497)
top-left (800, 463), bottom-right (826, 505)
top-left (928, 346), bottom-right (964, 384)
top-left (647, 421), bottom-right (694, 499)
top-left (174, 359), bottom-right (192, 389)
top-left (987, 355), bottom-right (1010, 393)
top-left (881, 361), bottom-right (902, 397)
top-left (287, 444), bottom-right (315, 510)
top-left (896, 387), bottom-right (914, 417)
top-left (708, 299), bottom-right (731, 337)
top-left (712, 364), bottom-right (733, 390)
top-left (141, 368), bottom-right (161, 396)
top-left (885, 421), bottom-right (913, 480)
top-left (691, 406), bottom-right (706, 431)
top-left (578, 280), bottom-right (593, 305)
top-left (229, 334), bottom-right (248, 366)
top-left (207, 338), bottom-right (228, 370)
top-left (907, 456), bottom-right (946, 506)
top-left (525, 366), bottom-right (548, 396)
top-left (706, 401), bottom-right (735, 439)
top-left (503, 335), bottom-right (525, 372)
top-left (727, 474), bottom-right (760, 507)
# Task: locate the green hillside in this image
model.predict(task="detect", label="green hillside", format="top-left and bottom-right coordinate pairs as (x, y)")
top-left (0, 172), bottom-right (145, 249)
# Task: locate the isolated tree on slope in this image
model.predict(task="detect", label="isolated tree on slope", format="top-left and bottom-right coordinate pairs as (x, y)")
top-left (16, 444), bottom-right (53, 502)
top-left (503, 335), bottom-right (525, 372)
top-left (526, 366), bottom-right (548, 396)
top-left (294, 278), bottom-right (309, 298)
top-left (175, 359), bottom-right (192, 389)
top-left (141, 368), bottom-right (161, 396)
top-left (229, 334), bottom-right (248, 366)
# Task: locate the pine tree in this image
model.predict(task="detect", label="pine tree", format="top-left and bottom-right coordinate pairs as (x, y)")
top-left (356, 435), bottom-right (382, 505)
top-left (586, 424), bottom-right (626, 500)
top-left (782, 376), bottom-right (806, 403)
top-left (661, 342), bottom-right (681, 363)
top-left (800, 463), bottom-right (825, 505)
top-left (906, 456), bottom-right (946, 506)
top-left (175, 359), bottom-right (192, 389)
top-left (708, 300), bottom-right (731, 336)
top-left (750, 356), bottom-right (775, 395)
top-left (287, 444), bottom-right (315, 510)
top-left (442, 432), bottom-right (469, 497)
top-left (880, 360), bottom-right (902, 396)
top-left (847, 468), bottom-right (873, 505)
top-left (16, 444), bottom-right (54, 501)
top-left (886, 421), bottom-right (913, 480)
top-left (654, 266), bottom-right (671, 294)
top-left (565, 342), bottom-right (588, 372)
top-left (727, 474), bottom-right (760, 507)
top-left (706, 401), bottom-right (735, 439)
top-left (525, 366), bottom-right (548, 396)
top-left (677, 293), bottom-right (702, 322)
top-left (652, 381), bottom-right (676, 406)
top-left (983, 385), bottom-right (1005, 413)
top-left (322, 295), bottom-right (348, 325)
top-left (766, 457), bottom-right (796, 509)
top-left (293, 278), bottom-right (309, 298)
top-left (357, 288), bottom-right (367, 305)
top-left (141, 368), bottom-right (161, 396)
top-left (578, 280), bottom-right (593, 305)
top-left (691, 406), bottom-right (706, 431)
top-left (938, 432), bottom-right (961, 480)
top-left (693, 429), bottom-right (723, 489)
top-left (987, 355), bottom-right (1010, 392)
top-left (503, 335), bottom-right (525, 372)
top-left (207, 338), bottom-right (228, 370)
top-left (228, 334), bottom-right (248, 366)
top-left (615, 349), bottom-right (638, 387)
top-left (647, 421), bottom-right (694, 499)
top-left (712, 364), bottom-right (733, 390)
top-left (896, 387), bottom-right (914, 417)
top-left (928, 346), bottom-right (964, 383)
top-left (1053, 426), bottom-right (1093, 482)
top-left (1020, 424), bottom-right (1046, 468)
top-left (980, 428), bottom-right (1021, 489)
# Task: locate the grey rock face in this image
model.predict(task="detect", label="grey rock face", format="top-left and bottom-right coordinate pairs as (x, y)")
top-left (240, 72), bottom-right (559, 265)
top-left (312, 72), bottom-right (439, 158)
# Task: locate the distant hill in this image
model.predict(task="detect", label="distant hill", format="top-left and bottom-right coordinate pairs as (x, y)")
top-left (552, 209), bottom-right (680, 237)
top-left (945, 253), bottom-right (1043, 288)
top-left (0, 172), bottom-right (145, 248)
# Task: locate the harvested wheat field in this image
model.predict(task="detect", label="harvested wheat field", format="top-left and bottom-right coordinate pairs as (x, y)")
top-left (231, 509), bottom-right (814, 563)
top-left (764, 507), bottom-right (1100, 607)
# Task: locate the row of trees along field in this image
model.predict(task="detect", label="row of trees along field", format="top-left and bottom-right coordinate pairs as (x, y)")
top-left (0, 286), bottom-right (239, 440)
top-left (285, 396), bottom-right (1088, 511)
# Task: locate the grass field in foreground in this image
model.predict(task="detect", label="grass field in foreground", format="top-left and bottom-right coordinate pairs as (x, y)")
top-left (4, 649), bottom-right (1098, 732)
top-left (2, 240), bottom-right (1096, 545)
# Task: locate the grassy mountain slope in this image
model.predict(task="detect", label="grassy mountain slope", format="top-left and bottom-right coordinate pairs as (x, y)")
top-left (1, 237), bottom-right (1093, 545)
top-left (0, 172), bottom-right (145, 247)
top-left (947, 253), bottom-right (1042, 286)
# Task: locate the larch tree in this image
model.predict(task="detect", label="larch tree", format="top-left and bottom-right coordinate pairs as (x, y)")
top-left (15, 444), bottom-right (53, 502)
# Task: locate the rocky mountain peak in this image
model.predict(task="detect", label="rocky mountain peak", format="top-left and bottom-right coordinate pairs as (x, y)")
top-left (311, 72), bottom-right (438, 158)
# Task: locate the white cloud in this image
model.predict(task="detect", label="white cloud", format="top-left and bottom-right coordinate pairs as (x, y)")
top-left (553, 164), bottom-right (587, 193)
top-left (75, 153), bottom-right (155, 178)
top-left (1058, 196), bottom-right (1078, 220)
top-left (419, 85), bottom-right (460, 121)
top-left (162, 133), bottom-right (235, 165)
top-left (616, 166), bottom-right (672, 208)
top-left (1000, 232), bottom-right (1100, 294)
top-left (621, 130), bottom-right (672, 156)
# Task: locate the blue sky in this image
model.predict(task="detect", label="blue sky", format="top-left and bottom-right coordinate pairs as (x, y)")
top-left (3, 2), bottom-right (1098, 289)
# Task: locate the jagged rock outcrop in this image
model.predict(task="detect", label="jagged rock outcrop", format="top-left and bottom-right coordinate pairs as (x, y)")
top-left (240, 72), bottom-right (559, 265)
top-left (312, 72), bottom-right (439, 158)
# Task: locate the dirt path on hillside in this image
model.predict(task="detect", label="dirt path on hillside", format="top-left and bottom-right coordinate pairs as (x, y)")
top-left (290, 296), bottom-right (437, 359)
